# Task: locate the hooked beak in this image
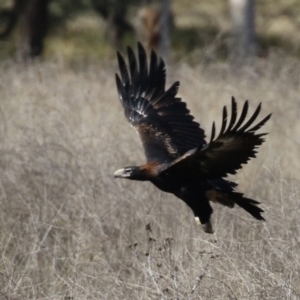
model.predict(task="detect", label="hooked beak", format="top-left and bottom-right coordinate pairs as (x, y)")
top-left (114, 168), bottom-right (127, 178)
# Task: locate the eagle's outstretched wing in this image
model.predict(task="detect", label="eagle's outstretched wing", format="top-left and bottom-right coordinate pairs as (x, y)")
top-left (115, 42), bottom-right (206, 164)
top-left (160, 97), bottom-right (271, 179)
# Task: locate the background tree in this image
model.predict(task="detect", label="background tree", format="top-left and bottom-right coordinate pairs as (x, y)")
top-left (229, 0), bottom-right (256, 67)
top-left (136, 3), bottom-right (161, 54)
top-left (17, 0), bottom-right (50, 60)
top-left (0, 0), bottom-right (25, 39)
top-left (0, 0), bottom-right (136, 59)
top-left (136, 0), bottom-right (172, 59)
top-left (159, 0), bottom-right (171, 60)
top-left (91, 0), bottom-right (135, 48)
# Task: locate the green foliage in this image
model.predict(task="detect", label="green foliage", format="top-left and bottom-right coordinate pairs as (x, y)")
top-left (49, 0), bottom-right (92, 28)
top-left (1, 0), bottom-right (300, 61)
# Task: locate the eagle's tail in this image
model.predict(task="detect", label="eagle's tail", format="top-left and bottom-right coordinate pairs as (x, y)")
top-left (231, 192), bottom-right (265, 220)
top-left (207, 190), bottom-right (264, 220)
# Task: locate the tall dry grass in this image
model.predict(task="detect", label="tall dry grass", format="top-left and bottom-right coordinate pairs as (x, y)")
top-left (0, 53), bottom-right (299, 299)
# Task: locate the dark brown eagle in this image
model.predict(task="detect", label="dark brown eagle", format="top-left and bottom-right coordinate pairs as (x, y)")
top-left (114, 43), bottom-right (271, 233)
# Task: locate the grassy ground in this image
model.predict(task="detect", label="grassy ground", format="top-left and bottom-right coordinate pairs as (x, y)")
top-left (0, 49), bottom-right (299, 299)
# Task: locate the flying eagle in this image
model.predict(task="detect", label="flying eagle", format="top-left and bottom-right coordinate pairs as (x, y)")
top-left (114, 43), bottom-right (271, 233)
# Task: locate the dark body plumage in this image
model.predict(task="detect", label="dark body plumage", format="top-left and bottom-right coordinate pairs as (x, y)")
top-left (114, 43), bottom-right (271, 233)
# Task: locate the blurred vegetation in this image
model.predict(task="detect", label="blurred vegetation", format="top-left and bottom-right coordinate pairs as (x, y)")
top-left (0, 0), bottom-right (300, 62)
top-left (0, 2), bottom-right (300, 300)
top-left (0, 47), bottom-right (299, 299)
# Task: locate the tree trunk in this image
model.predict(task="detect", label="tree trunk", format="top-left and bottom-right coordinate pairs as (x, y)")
top-left (136, 1), bottom-right (172, 58)
top-left (136, 4), bottom-right (161, 54)
top-left (159, 0), bottom-right (171, 61)
top-left (17, 0), bottom-right (49, 61)
top-left (0, 0), bottom-right (26, 38)
top-left (91, 0), bottom-right (132, 48)
top-left (229, 0), bottom-right (256, 68)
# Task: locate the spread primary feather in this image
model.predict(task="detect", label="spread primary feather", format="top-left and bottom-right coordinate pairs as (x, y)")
top-left (114, 42), bottom-right (271, 234)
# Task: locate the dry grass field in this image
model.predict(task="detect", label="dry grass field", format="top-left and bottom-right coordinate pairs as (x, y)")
top-left (0, 52), bottom-right (299, 299)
